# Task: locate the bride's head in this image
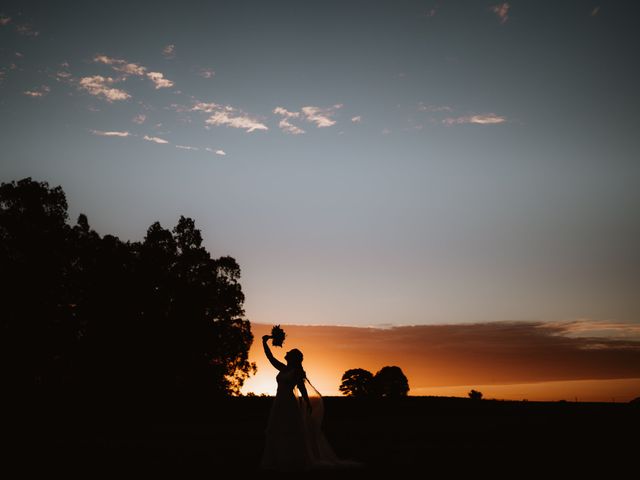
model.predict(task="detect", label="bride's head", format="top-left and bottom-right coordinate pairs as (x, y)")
top-left (285, 348), bottom-right (303, 367)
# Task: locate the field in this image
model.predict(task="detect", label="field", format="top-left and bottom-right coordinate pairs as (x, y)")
top-left (8, 395), bottom-right (638, 477)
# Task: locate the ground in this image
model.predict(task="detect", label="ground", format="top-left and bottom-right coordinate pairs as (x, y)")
top-left (8, 395), bottom-right (638, 477)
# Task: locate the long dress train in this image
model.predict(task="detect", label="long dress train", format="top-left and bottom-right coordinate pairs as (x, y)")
top-left (260, 369), bottom-right (360, 471)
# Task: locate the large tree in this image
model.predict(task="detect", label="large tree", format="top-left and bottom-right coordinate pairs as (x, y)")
top-left (0, 177), bottom-right (255, 397)
top-left (373, 366), bottom-right (410, 397)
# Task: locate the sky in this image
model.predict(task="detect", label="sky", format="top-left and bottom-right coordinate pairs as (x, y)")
top-left (1, 1), bottom-right (639, 400)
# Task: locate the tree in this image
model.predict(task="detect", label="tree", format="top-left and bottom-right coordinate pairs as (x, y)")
top-left (0, 177), bottom-right (256, 398)
top-left (468, 389), bottom-right (483, 400)
top-left (339, 368), bottom-right (375, 397)
top-left (373, 366), bottom-right (409, 397)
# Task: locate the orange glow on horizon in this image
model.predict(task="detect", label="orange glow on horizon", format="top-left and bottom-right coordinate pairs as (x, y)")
top-left (242, 323), bottom-right (640, 402)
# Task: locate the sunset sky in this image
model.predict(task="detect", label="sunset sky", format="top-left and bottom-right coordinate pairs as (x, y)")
top-left (1, 1), bottom-right (639, 401)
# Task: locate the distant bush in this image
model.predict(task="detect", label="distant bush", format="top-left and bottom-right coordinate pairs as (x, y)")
top-left (468, 389), bottom-right (483, 400)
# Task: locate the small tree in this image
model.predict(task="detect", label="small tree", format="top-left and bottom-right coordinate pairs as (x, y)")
top-left (373, 366), bottom-right (409, 397)
top-left (468, 389), bottom-right (483, 400)
top-left (339, 368), bottom-right (375, 397)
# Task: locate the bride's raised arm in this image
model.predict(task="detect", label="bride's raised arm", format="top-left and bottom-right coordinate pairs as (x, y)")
top-left (262, 335), bottom-right (286, 371)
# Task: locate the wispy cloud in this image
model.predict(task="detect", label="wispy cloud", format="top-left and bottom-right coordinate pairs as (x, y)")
top-left (206, 109), bottom-right (268, 132)
top-left (146, 71), bottom-right (174, 89)
top-left (23, 85), bottom-right (50, 97)
top-left (199, 68), bottom-right (215, 79)
top-left (16, 24), bottom-right (39, 36)
top-left (191, 102), bottom-right (267, 132)
top-left (418, 103), bottom-right (452, 113)
top-left (0, 16), bottom-right (11, 26)
top-left (191, 102), bottom-right (219, 113)
top-left (273, 104), bottom-right (343, 131)
top-left (273, 107), bottom-right (305, 133)
top-left (351, 115), bottom-right (362, 123)
top-left (94, 54), bottom-right (174, 89)
top-left (162, 44), bottom-right (176, 59)
top-left (79, 75), bottom-right (131, 102)
top-left (273, 107), bottom-right (300, 119)
top-left (94, 55), bottom-right (146, 76)
top-left (143, 135), bottom-right (169, 144)
top-left (490, 3), bottom-right (510, 24)
top-left (132, 113), bottom-right (147, 124)
top-left (442, 113), bottom-right (506, 125)
top-left (205, 147), bottom-right (227, 156)
top-left (175, 144), bottom-right (198, 151)
top-left (90, 129), bottom-right (130, 137)
top-left (278, 118), bottom-right (305, 135)
top-left (301, 104), bottom-right (342, 127)
top-left (424, 7), bottom-right (438, 18)
top-left (591, 6), bottom-right (601, 17)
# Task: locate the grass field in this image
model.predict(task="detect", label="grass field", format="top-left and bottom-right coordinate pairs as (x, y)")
top-left (8, 395), bottom-right (638, 477)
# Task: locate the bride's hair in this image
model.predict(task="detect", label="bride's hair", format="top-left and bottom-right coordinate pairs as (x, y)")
top-left (287, 348), bottom-right (303, 365)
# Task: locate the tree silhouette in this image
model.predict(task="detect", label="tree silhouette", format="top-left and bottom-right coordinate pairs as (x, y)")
top-left (0, 177), bottom-right (255, 398)
top-left (373, 366), bottom-right (409, 397)
top-left (468, 389), bottom-right (483, 400)
top-left (339, 368), bottom-right (375, 397)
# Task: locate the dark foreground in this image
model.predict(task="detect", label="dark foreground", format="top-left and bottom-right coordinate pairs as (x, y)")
top-left (7, 394), bottom-right (638, 477)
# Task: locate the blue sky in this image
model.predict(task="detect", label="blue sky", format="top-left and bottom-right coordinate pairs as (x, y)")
top-left (1, 0), bottom-right (639, 328)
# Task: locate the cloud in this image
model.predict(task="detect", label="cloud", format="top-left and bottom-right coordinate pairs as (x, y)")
top-left (301, 104), bottom-right (342, 127)
top-left (278, 118), bottom-right (305, 135)
top-left (206, 110), bottom-right (268, 132)
top-left (274, 107), bottom-right (305, 133)
top-left (78, 75), bottom-right (131, 102)
top-left (15, 24), bottom-right (39, 36)
top-left (143, 135), bottom-right (169, 144)
top-left (351, 115), bottom-right (362, 123)
top-left (418, 103), bottom-right (452, 113)
top-left (162, 44), bottom-right (176, 59)
top-left (93, 55), bottom-right (146, 76)
top-left (199, 68), bottom-right (215, 79)
top-left (490, 3), bottom-right (510, 24)
top-left (0, 16), bottom-right (11, 26)
top-left (591, 6), bottom-right (600, 17)
top-left (205, 147), bottom-right (227, 156)
top-left (94, 54), bottom-right (174, 89)
top-left (197, 105), bottom-right (268, 132)
top-left (424, 8), bottom-right (437, 18)
top-left (90, 129), bottom-right (130, 137)
top-left (191, 102), bottom-right (267, 132)
top-left (442, 113), bottom-right (506, 125)
top-left (245, 321), bottom-right (640, 396)
top-left (146, 71), bottom-right (174, 89)
top-left (175, 144), bottom-right (198, 151)
top-left (191, 102), bottom-right (219, 113)
top-left (132, 114), bottom-right (146, 124)
top-left (23, 85), bottom-right (50, 97)
top-left (273, 104), bottom-right (343, 131)
top-left (273, 106), bottom-right (300, 119)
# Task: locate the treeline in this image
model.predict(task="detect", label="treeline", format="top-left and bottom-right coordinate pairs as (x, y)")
top-left (0, 178), bottom-right (255, 403)
top-left (339, 366), bottom-right (410, 397)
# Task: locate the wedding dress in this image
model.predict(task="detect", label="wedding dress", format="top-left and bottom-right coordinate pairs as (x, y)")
top-left (260, 367), bottom-right (358, 471)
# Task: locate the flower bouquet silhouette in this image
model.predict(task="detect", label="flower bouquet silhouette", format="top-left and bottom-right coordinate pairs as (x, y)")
top-left (270, 325), bottom-right (286, 347)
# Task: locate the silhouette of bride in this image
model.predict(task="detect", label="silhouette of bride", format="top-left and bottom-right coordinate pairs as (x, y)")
top-left (260, 333), bottom-right (359, 471)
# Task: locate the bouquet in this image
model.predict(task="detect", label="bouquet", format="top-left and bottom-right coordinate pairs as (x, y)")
top-left (270, 325), bottom-right (286, 347)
